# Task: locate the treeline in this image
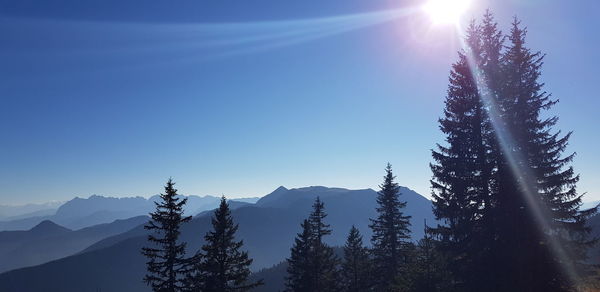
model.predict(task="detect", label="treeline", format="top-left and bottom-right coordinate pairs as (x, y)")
top-left (140, 12), bottom-right (598, 292)
top-left (141, 164), bottom-right (421, 292)
top-left (141, 179), bottom-right (262, 292)
top-left (284, 164), bottom-right (438, 292)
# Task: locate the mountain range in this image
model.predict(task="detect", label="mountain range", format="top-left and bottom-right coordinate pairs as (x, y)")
top-left (0, 194), bottom-right (259, 231)
top-left (0, 216), bottom-right (148, 273)
top-left (0, 185), bottom-right (435, 292)
top-left (3, 185), bottom-right (596, 292)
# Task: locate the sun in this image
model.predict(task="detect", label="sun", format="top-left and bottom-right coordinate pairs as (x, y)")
top-left (423, 0), bottom-right (472, 25)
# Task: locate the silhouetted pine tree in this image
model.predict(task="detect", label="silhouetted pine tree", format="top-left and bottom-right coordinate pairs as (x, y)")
top-left (432, 11), bottom-right (597, 291)
top-left (488, 18), bottom-right (597, 291)
top-left (185, 197), bottom-right (262, 292)
top-left (369, 163), bottom-right (411, 290)
top-left (308, 197), bottom-right (339, 292)
top-left (285, 197), bottom-right (339, 292)
top-left (341, 226), bottom-right (371, 292)
top-left (142, 179), bottom-right (192, 292)
top-left (285, 219), bottom-right (314, 292)
top-left (474, 12), bottom-right (506, 289)
top-left (429, 18), bottom-right (500, 290)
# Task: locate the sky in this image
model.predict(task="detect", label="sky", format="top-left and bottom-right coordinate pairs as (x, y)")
top-left (1, 0), bottom-right (599, 205)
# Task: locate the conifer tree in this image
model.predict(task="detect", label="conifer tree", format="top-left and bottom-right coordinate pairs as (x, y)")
top-left (186, 197), bottom-right (262, 292)
top-left (307, 197), bottom-right (339, 292)
top-left (430, 22), bottom-right (483, 272)
top-left (429, 17), bottom-right (502, 289)
top-left (369, 163), bottom-right (411, 290)
top-left (142, 179), bottom-right (192, 292)
top-left (475, 13), bottom-right (507, 289)
top-left (285, 197), bottom-right (339, 292)
top-left (431, 11), bottom-right (597, 291)
top-left (341, 226), bottom-right (371, 292)
top-left (285, 219), bottom-right (314, 292)
top-left (489, 18), bottom-right (597, 291)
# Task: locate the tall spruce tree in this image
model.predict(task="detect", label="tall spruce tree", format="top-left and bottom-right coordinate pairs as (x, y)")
top-left (285, 219), bottom-right (314, 292)
top-left (369, 163), bottom-right (412, 291)
top-left (185, 197), bottom-right (262, 292)
top-left (490, 18), bottom-right (597, 291)
top-left (308, 197), bottom-right (339, 292)
top-left (341, 226), bottom-right (371, 292)
top-left (142, 179), bottom-right (192, 292)
top-left (476, 11), bottom-right (504, 273)
top-left (432, 12), bottom-right (597, 291)
top-left (429, 18), bottom-right (502, 290)
top-left (285, 197), bottom-right (339, 292)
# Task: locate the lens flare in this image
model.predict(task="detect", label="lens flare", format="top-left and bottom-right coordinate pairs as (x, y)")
top-left (423, 0), bottom-right (472, 25)
top-left (453, 21), bottom-right (580, 286)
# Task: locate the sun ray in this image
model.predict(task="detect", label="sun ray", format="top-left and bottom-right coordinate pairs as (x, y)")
top-left (453, 21), bottom-right (581, 286)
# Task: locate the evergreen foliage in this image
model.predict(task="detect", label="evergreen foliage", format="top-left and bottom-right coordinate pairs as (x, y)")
top-left (370, 163), bottom-right (412, 291)
top-left (490, 17), bottom-right (597, 291)
top-left (429, 16), bottom-right (498, 289)
top-left (430, 11), bottom-right (597, 291)
top-left (341, 226), bottom-right (371, 292)
top-left (185, 197), bottom-right (262, 292)
top-left (142, 179), bottom-right (192, 292)
top-left (284, 219), bottom-right (314, 292)
top-left (308, 197), bottom-right (340, 292)
top-left (285, 197), bottom-right (339, 292)
top-left (408, 221), bottom-right (452, 292)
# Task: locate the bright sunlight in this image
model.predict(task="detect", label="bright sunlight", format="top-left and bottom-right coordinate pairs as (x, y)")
top-left (423, 0), bottom-right (472, 25)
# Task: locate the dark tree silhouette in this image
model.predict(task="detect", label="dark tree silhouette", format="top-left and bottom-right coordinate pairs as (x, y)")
top-left (307, 197), bottom-right (339, 292)
top-left (285, 219), bottom-right (314, 292)
top-left (341, 226), bottom-right (371, 292)
top-left (429, 17), bottom-right (498, 289)
top-left (142, 179), bottom-right (191, 292)
top-left (369, 163), bottom-right (412, 290)
top-left (186, 197), bottom-right (262, 292)
top-left (285, 197), bottom-right (339, 292)
top-left (431, 11), bottom-right (597, 291)
top-left (489, 18), bottom-right (597, 291)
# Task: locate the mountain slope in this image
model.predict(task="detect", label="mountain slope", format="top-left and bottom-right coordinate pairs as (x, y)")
top-left (0, 186), bottom-right (435, 292)
top-left (0, 236), bottom-right (148, 292)
top-left (0, 221), bottom-right (71, 254)
top-left (0, 195), bottom-right (257, 231)
top-left (250, 262), bottom-right (288, 292)
top-left (0, 216), bottom-right (147, 273)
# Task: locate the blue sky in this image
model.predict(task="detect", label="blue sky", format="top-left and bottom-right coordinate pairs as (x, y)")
top-left (1, 0), bottom-right (599, 204)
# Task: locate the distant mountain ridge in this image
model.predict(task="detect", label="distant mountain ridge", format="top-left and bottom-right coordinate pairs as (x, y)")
top-left (0, 185), bottom-right (436, 292)
top-left (0, 195), bottom-right (259, 231)
top-left (0, 202), bottom-right (63, 220)
top-left (0, 216), bottom-right (148, 273)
